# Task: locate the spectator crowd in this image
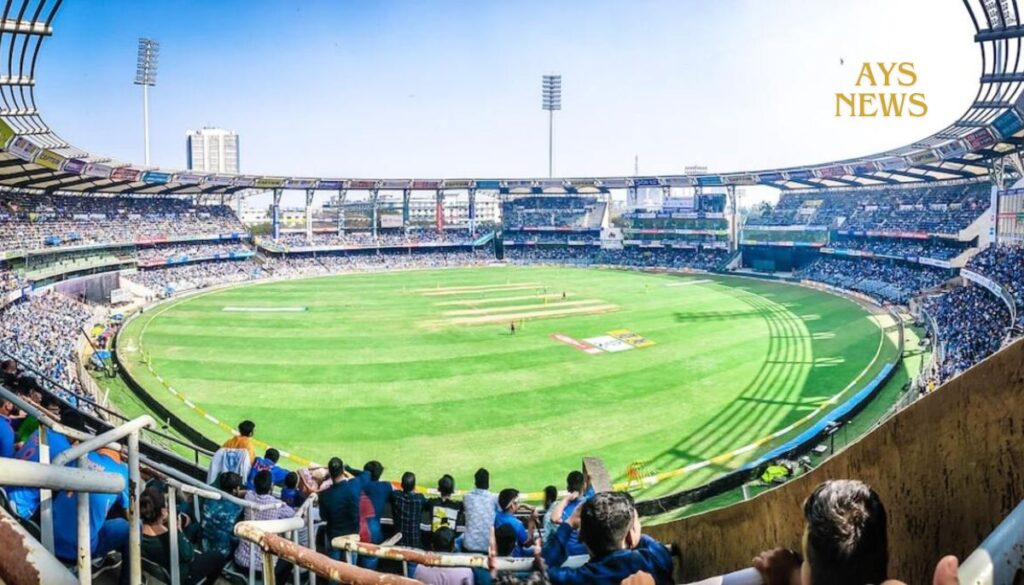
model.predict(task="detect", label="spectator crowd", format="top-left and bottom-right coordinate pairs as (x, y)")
top-left (0, 292), bottom-right (94, 404)
top-left (828, 237), bottom-right (966, 261)
top-left (136, 241), bottom-right (253, 263)
top-left (0, 193), bottom-right (244, 253)
top-left (748, 182), bottom-right (989, 235)
top-left (506, 246), bottom-right (729, 272)
top-left (922, 284), bottom-right (1011, 382)
top-left (966, 244), bottom-right (1024, 329)
top-left (273, 229), bottom-right (480, 249)
top-left (797, 256), bottom-right (949, 304)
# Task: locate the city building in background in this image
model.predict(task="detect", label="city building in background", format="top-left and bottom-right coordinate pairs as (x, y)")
top-left (186, 127), bottom-right (240, 173)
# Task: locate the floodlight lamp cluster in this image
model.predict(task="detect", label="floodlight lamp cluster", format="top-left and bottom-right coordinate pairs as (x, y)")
top-left (542, 74), bottom-right (562, 111)
top-left (134, 38), bottom-right (160, 87)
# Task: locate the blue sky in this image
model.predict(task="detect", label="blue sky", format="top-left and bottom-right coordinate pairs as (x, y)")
top-left (37, 1), bottom-right (977, 182)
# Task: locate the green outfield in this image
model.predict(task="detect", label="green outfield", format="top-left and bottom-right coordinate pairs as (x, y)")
top-left (117, 266), bottom-right (897, 499)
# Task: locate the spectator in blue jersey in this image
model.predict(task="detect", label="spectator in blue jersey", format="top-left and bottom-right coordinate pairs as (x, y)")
top-left (462, 467), bottom-right (498, 553)
top-left (543, 471), bottom-right (593, 566)
top-left (540, 491), bottom-right (673, 585)
top-left (246, 447), bottom-right (289, 490)
top-left (318, 457), bottom-right (369, 560)
top-left (0, 394), bottom-right (16, 458)
top-left (495, 488), bottom-right (539, 555)
top-left (3, 409), bottom-right (79, 520)
top-left (280, 471), bottom-right (305, 508)
top-left (52, 447), bottom-right (132, 585)
top-left (390, 471), bottom-right (428, 548)
top-left (361, 460), bottom-right (392, 545)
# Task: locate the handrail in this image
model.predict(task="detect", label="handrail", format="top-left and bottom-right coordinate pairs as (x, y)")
top-left (234, 519), bottom-right (419, 585)
top-left (0, 458), bottom-right (124, 493)
top-left (0, 384), bottom-right (150, 585)
top-left (330, 535), bottom-right (536, 572)
top-left (138, 452), bottom-right (282, 512)
top-left (51, 415), bottom-right (154, 466)
top-left (0, 508), bottom-right (79, 585)
top-left (0, 348), bottom-right (216, 460)
top-left (957, 498), bottom-right (1024, 585)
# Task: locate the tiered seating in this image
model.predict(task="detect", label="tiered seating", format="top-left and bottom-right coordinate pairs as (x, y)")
top-left (502, 196), bottom-right (604, 230)
top-left (0, 292), bottom-right (94, 403)
top-left (747, 191), bottom-right (854, 227)
top-left (273, 229), bottom-right (478, 248)
top-left (136, 241), bottom-right (252, 263)
top-left (797, 256), bottom-right (949, 304)
top-left (841, 183), bottom-right (988, 234)
top-left (749, 182), bottom-right (989, 234)
top-left (507, 246), bottom-right (728, 271)
top-left (0, 192), bottom-right (244, 253)
top-left (966, 244), bottom-right (1024, 328)
top-left (922, 285), bottom-right (1010, 382)
top-left (828, 237), bottom-right (966, 261)
top-left (126, 259), bottom-right (263, 292)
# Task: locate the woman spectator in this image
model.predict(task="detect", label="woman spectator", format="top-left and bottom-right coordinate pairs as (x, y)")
top-left (140, 486), bottom-right (228, 585)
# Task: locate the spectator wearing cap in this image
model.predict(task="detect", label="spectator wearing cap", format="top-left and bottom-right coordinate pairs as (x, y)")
top-left (462, 468), bottom-right (498, 553)
top-left (222, 420), bottom-right (256, 462)
top-left (390, 471), bottom-right (428, 548)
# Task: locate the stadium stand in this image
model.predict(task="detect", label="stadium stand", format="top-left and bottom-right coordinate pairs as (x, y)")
top-left (272, 229), bottom-right (479, 249)
top-left (0, 292), bottom-right (95, 404)
top-left (796, 256), bottom-right (950, 304)
top-left (0, 193), bottom-right (244, 253)
top-left (921, 284), bottom-right (1011, 382)
top-left (748, 182), bottom-right (989, 234)
top-left (826, 236), bottom-right (968, 261)
top-left (965, 244), bottom-right (1024, 329)
top-left (506, 245), bottom-right (729, 272)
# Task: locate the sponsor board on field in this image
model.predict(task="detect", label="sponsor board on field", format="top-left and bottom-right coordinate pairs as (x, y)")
top-left (608, 329), bottom-right (656, 348)
top-left (583, 335), bottom-right (635, 353)
top-left (550, 333), bottom-right (602, 354)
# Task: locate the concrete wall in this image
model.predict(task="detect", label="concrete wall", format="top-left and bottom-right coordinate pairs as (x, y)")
top-left (647, 337), bottom-right (1024, 584)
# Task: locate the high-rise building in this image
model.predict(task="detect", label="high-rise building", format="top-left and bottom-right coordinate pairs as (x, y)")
top-left (186, 127), bottom-right (239, 173)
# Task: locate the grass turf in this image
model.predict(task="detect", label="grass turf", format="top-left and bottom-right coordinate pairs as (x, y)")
top-left (116, 266), bottom-right (895, 499)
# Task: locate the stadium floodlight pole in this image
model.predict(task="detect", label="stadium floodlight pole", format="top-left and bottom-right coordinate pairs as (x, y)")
top-left (542, 74), bottom-right (562, 178)
top-left (134, 38), bottom-right (159, 166)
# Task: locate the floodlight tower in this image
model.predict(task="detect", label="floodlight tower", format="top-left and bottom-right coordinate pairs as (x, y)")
top-left (541, 74), bottom-right (562, 178)
top-left (134, 38), bottom-right (160, 165)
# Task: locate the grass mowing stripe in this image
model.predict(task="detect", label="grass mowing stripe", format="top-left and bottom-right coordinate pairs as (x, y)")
top-left (117, 267), bottom-right (885, 496)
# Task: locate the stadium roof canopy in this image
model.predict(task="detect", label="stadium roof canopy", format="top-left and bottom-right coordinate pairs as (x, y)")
top-left (0, 0), bottom-right (1022, 195)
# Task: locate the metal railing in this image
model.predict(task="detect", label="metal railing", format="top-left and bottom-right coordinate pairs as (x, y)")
top-left (0, 464), bottom-right (116, 585)
top-left (331, 534), bottom-right (535, 576)
top-left (233, 518), bottom-right (419, 585)
top-left (958, 498), bottom-right (1024, 584)
top-left (0, 348), bottom-right (215, 467)
top-left (0, 383), bottom-right (154, 585)
top-left (0, 381), bottom-right (299, 585)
